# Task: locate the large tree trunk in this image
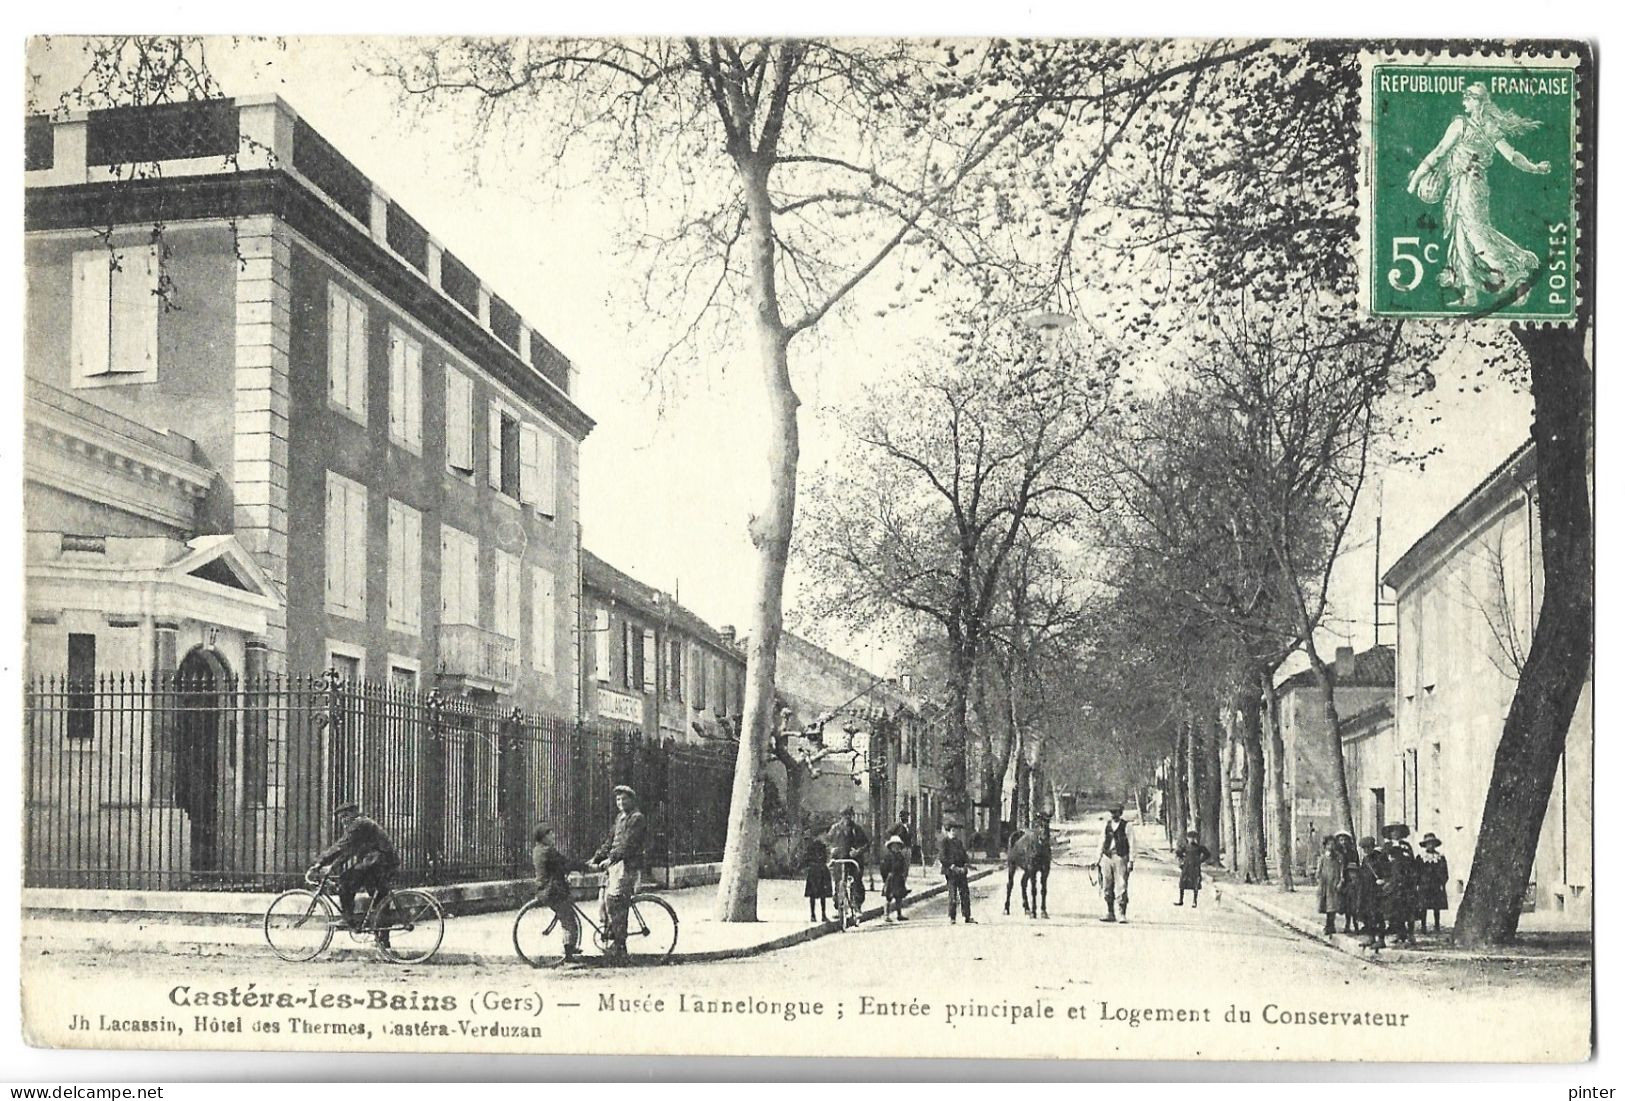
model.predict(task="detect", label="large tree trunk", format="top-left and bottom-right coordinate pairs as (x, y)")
top-left (1183, 713), bottom-right (1202, 844)
top-left (1236, 684), bottom-right (1269, 883)
top-left (1303, 636), bottom-right (1357, 839)
top-left (1170, 726), bottom-right (1189, 845)
top-left (1202, 709), bottom-right (1224, 859)
top-left (1261, 670), bottom-right (1295, 890)
top-left (941, 632), bottom-right (973, 829)
top-left (1221, 724), bottom-right (1239, 873)
top-left (1454, 321), bottom-right (1593, 947)
top-left (715, 171), bottom-right (798, 922)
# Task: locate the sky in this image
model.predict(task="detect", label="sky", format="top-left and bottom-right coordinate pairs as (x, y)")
top-left (24, 36), bottom-right (1540, 677)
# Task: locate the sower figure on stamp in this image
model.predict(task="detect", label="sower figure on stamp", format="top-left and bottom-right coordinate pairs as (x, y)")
top-left (531, 822), bottom-right (590, 962)
top-left (1098, 803), bottom-right (1133, 923)
top-left (310, 801), bottom-right (399, 933)
top-left (1416, 832), bottom-right (1451, 934)
top-left (591, 784), bottom-right (647, 959)
top-left (1174, 829), bottom-right (1211, 908)
top-left (940, 821), bottom-right (976, 924)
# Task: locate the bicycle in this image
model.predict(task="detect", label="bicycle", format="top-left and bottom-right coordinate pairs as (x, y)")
top-left (512, 881), bottom-right (679, 966)
top-left (829, 858), bottom-right (863, 931)
top-left (263, 868), bottom-right (446, 964)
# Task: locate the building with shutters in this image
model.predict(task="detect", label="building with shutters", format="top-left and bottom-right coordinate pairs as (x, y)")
top-left (24, 95), bottom-right (592, 717)
top-left (578, 550), bottom-right (746, 744)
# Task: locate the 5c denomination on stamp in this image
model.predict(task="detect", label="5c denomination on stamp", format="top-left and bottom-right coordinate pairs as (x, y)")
top-left (1361, 51), bottom-right (1578, 323)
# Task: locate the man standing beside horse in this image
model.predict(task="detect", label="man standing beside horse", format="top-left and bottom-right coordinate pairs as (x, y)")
top-left (1098, 803), bottom-right (1134, 924)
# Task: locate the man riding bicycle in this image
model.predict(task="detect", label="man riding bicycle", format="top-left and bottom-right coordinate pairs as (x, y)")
top-left (825, 806), bottom-right (870, 909)
top-left (309, 801), bottom-right (399, 932)
top-left (591, 784), bottom-right (647, 958)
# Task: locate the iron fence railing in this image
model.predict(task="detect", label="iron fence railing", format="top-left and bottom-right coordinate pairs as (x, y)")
top-left (23, 671), bottom-right (736, 893)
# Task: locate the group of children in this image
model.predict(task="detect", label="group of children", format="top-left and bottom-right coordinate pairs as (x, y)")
top-left (1315, 824), bottom-right (1450, 949)
top-left (798, 812), bottom-right (919, 924)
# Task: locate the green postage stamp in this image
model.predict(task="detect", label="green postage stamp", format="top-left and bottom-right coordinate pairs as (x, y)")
top-left (1360, 51), bottom-right (1579, 323)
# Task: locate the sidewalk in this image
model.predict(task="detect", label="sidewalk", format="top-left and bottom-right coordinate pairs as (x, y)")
top-left (1140, 840), bottom-right (1592, 966)
top-left (22, 866), bottom-right (1000, 968)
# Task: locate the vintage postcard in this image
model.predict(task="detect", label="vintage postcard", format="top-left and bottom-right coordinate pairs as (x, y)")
top-left (18, 36), bottom-right (1594, 1065)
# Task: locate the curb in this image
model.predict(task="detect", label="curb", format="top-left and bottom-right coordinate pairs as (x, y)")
top-left (25, 868), bottom-right (1002, 969)
top-left (1225, 882), bottom-right (1591, 967)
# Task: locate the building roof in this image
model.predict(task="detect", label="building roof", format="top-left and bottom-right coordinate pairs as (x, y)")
top-left (25, 96), bottom-right (594, 440)
top-left (1382, 440), bottom-right (1536, 592)
top-left (581, 549), bottom-right (733, 651)
top-left (1277, 644), bottom-right (1395, 693)
top-left (1338, 700), bottom-right (1394, 743)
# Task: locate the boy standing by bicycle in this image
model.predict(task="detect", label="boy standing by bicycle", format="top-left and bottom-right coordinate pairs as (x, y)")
top-left (592, 784), bottom-right (647, 958)
top-left (532, 823), bottom-right (590, 961)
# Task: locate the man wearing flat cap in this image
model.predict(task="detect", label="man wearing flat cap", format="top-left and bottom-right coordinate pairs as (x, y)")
top-left (592, 784), bottom-right (647, 957)
top-left (310, 801), bottom-right (399, 931)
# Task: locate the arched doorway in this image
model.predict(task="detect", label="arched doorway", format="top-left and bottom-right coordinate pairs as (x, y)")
top-left (176, 647), bottom-right (231, 878)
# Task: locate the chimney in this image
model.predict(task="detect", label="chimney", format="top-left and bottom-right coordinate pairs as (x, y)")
top-left (1334, 645), bottom-right (1354, 667)
top-left (719, 625), bottom-right (736, 642)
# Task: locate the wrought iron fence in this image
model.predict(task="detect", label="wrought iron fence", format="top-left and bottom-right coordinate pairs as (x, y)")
top-left (24, 672), bottom-right (736, 893)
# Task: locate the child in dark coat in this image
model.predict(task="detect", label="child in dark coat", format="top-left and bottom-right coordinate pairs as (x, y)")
top-left (880, 835), bottom-right (910, 922)
top-left (1416, 833), bottom-right (1450, 933)
top-left (1334, 832), bottom-right (1362, 933)
top-left (1315, 835), bottom-right (1345, 935)
top-left (1174, 830), bottom-right (1212, 907)
top-left (799, 828), bottom-right (832, 923)
top-left (1357, 836), bottom-right (1390, 951)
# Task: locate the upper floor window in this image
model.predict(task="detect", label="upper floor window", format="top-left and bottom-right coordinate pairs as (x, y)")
top-left (493, 549), bottom-right (521, 641)
top-left (385, 498), bottom-right (422, 636)
top-left (488, 402), bottom-right (522, 500)
top-left (71, 246), bottom-right (159, 388)
top-left (445, 367), bottom-right (475, 476)
top-left (387, 325), bottom-right (423, 454)
top-left (440, 524), bottom-right (480, 627)
top-left (532, 567), bottom-right (557, 674)
top-left (327, 282), bottom-right (368, 423)
top-left (325, 471), bottom-right (368, 620)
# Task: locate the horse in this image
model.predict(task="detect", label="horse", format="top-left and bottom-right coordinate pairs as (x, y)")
top-left (1003, 817), bottom-right (1052, 918)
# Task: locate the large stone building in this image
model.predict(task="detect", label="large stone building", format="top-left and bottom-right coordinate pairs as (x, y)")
top-left (1383, 440), bottom-right (1592, 921)
top-left (24, 97), bottom-right (592, 886)
top-left (1273, 644), bottom-right (1394, 874)
top-left (579, 549), bottom-right (746, 744)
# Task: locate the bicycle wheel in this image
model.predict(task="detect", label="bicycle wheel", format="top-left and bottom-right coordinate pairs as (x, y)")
top-left (264, 889), bottom-right (336, 962)
top-left (513, 898), bottom-right (578, 967)
top-left (624, 894), bottom-right (679, 959)
top-left (372, 888), bottom-right (444, 964)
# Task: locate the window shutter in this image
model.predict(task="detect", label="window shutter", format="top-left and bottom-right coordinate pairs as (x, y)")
top-left (388, 330), bottom-right (405, 441)
top-left (519, 424), bottom-right (540, 506)
top-left (72, 250), bottom-right (113, 381)
top-left (594, 608), bottom-right (611, 679)
top-left (405, 339), bottom-right (422, 449)
top-left (405, 507), bottom-right (421, 631)
top-left (109, 246), bottom-right (157, 374)
top-left (440, 525), bottom-right (457, 624)
top-left (463, 538), bottom-right (481, 629)
top-left (692, 646), bottom-right (706, 710)
top-left (532, 567), bottom-right (555, 672)
top-left (642, 629), bottom-right (656, 693)
top-left (487, 402), bottom-right (503, 489)
top-left (347, 295), bottom-right (368, 418)
top-left (328, 286), bottom-right (348, 406)
top-left (538, 434), bottom-right (558, 516)
top-left (346, 482), bottom-right (368, 614)
top-left (447, 369), bottom-right (473, 472)
top-left (387, 501), bottom-right (401, 623)
top-left (326, 477), bottom-right (344, 609)
top-left (623, 621), bottom-right (635, 687)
